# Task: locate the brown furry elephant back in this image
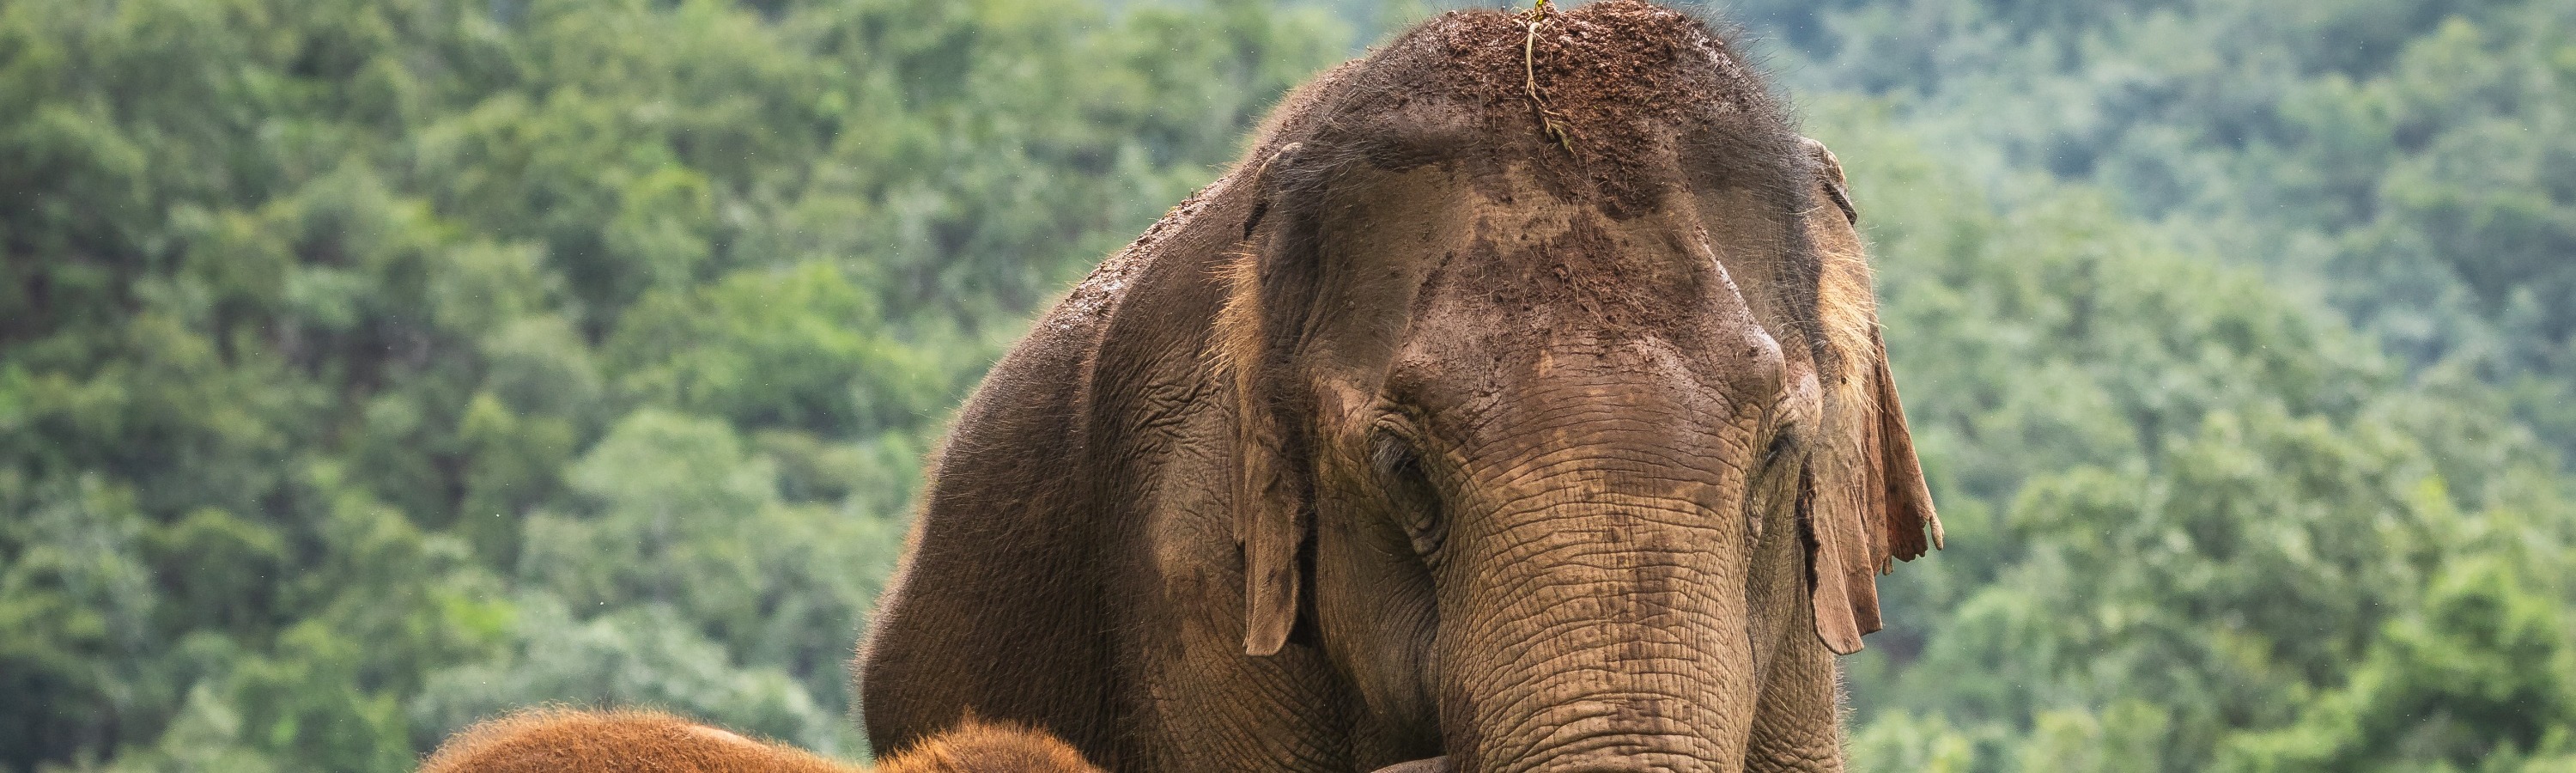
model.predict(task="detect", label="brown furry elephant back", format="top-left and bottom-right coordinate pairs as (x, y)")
top-left (418, 709), bottom-right (1102, 773)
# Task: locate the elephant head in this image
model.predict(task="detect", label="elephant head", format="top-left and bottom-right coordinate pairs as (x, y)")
top-left (855, 4), bottom-right (1938, 771)
top-left (1215, 4), bottom-right (1939, 770)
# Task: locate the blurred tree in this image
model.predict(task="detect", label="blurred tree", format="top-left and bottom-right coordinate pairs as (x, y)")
top-left (1808, 96), bottom-right (2574, 773)
top-left (1726, 0), bottom-right (2576, 459)
top-left (0, 0), bottom-right (1344, 770)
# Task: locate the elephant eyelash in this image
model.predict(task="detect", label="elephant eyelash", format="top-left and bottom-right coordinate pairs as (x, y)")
top-left (1747, 431), bottom-right (1803, 543)
top-left (1369, 428), bottom-right (1448, 559)
top-left (1760, 431), bottom-right (1796, 472)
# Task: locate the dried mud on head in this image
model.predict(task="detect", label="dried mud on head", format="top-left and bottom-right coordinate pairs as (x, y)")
top-left (1276, 0), bottom-right (1801, 219)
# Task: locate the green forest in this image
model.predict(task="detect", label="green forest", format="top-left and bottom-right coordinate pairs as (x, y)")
top-left (0, 0), bottom-right (2567, 770)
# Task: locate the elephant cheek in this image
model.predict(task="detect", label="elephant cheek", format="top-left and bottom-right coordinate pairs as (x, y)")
top-left (1310, 487), bottom-right (1445, 758)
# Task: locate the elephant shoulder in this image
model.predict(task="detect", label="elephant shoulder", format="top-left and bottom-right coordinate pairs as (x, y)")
top-left (860, 171), bottom-right (1256, 765)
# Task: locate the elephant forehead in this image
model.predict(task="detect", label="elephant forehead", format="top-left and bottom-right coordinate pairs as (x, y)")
top-left (1306, 167), bottom-right (1735, 320)
top-left (1283, 0), bottom-right (1803, 220)
top-left (1293, 164), bottom-right (1764, 378)
top-left (1370, 196), bottom-right (1789, 399)
top-left (1451, 207), bottom-right (1722, 331)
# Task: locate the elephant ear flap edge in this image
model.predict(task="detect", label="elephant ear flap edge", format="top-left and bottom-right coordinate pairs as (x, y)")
top-left (1807, 327), bottom-right (1942, 655)
top-left (1224, 143), bottom-right (1308, 658)
top-left (1801, 140), bottom-right (1941, 655)
top-left (1234, 371), bottom-right (1304, 658)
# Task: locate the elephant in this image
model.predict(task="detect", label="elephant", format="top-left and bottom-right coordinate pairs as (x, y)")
top-left (856, 3), bottom-right (1940, 772)
top-left (418, 709), bottom-right (1104, 773)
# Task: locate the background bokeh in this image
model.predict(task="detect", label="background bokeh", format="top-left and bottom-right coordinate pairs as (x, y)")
top-left (1, 0), bottom-right (2568, 770)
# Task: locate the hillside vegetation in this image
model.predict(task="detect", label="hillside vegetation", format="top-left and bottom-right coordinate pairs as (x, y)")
top-left (1716, 1), bottom-right (2576, 768)
top-left (0, 1), bottom-right (2567, 772)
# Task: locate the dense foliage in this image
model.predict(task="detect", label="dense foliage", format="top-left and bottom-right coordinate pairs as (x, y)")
top-left (0, 0), bottom-right (1340, 769)
top-left (1809, 108), bottom-right (2576, 772)
top-left (1709, 1), bottom-right (2576, 768)
top-left (0, 0), bottom-right (2565, 772)
top-left (1729, 0), bottom-right (2576, 454)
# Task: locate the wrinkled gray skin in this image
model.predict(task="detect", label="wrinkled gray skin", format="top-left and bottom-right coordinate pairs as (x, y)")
top-left (860, 4), bottom-right (1935, 772)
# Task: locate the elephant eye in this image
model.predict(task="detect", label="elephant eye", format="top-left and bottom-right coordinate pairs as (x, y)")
top-left (1745, 430), bottom-right (1804, 542)
top-left (1369, 428), bottom-right (1448, 559)
top-left (1759, 431), bottom-right (1797, 474)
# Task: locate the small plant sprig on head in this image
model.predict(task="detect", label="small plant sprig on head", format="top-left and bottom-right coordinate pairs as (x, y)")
top-left (1520, 0), bottom-right (1576, 153)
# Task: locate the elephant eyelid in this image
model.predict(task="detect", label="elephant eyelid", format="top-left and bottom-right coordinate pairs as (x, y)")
top-left (1759, 431), bottom-right (1796, 473)
top-left (1365, 409), bottom-right (1431, 476)
top-left (1745, 431), bottom-right (1804, 544)
top-left (1368, 425), bottom-right (1448, 558)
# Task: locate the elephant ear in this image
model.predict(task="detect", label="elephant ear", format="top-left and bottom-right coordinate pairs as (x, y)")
top-left (1220, 143), bottom-right (1310, 658)
top-left (1230, 335), bottom-right (1304, 658)
top-left (1800, 137), bottom-right (1942, 655)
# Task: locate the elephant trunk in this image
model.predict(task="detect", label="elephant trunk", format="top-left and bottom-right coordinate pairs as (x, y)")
top-left (1437, 460), bottom-right (1760, 773)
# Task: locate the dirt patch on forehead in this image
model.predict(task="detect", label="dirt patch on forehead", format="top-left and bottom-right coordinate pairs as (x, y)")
top-left (1457, 211), bottom-right (1690, 333)
top-left (1280, 0), bottom-right (1802, 218)
top-left (1230, 1), bottom-right (1825, 375)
